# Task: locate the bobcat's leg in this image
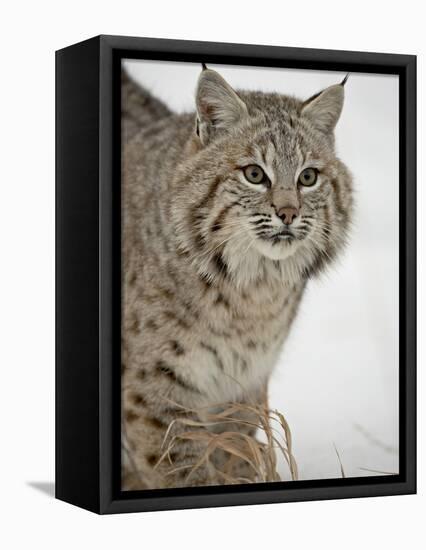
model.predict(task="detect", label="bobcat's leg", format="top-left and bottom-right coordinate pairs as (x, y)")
top-left (122, 400), bottom-right (222, 489)
top-left (122, 364), bottom-right (268, 489)
top-left (122, 362), bottom-right (223, 489)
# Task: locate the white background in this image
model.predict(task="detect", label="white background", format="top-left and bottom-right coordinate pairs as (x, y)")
top-left (0, 1), bottom-right (423, 549)
top-left (125, 59), bottom-right (399, 480)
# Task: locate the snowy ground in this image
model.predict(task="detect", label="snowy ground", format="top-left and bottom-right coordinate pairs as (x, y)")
top-left (269, 240), bottom-right (399, 481)
top-left (124, 60), bottom-right (400, 482)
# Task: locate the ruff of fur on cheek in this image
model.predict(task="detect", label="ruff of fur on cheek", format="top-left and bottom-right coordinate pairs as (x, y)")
top-left (150, 397), bottom-right (299, 485)
top-left (172, 178), bottom-right (348, 291)
top-left (189, 195), bottom-right (340, 289)
top-left (187, 228), bottom-right (318, 291)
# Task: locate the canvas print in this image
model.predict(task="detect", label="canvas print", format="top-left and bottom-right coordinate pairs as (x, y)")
top-left (120, 60), bottom-right (399, 491)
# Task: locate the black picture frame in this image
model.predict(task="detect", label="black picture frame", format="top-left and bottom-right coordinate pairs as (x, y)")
top-left (56, 35), bottom-right (416, 514)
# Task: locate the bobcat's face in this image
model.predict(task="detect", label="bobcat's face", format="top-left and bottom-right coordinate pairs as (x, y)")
top-left (173, 68), bottom-right (353, 285)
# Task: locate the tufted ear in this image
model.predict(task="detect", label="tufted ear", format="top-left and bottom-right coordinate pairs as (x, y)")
top-left (195, 67), bottom-right (248, 145)
top-left (301, 79), bottom-right (346, 134)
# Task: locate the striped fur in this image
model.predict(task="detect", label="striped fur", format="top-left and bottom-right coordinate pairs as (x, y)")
top-left (121, 68), bottom-right (353, 489)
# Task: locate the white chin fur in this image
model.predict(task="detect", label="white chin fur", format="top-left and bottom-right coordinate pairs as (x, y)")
top-left (253, 237), bottom-right (300, 260)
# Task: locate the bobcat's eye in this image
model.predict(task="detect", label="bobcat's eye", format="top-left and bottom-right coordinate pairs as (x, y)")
top-left (298, 168), bottom-right (318, 187)
top-left (243, 165), bottom-right (268, 185)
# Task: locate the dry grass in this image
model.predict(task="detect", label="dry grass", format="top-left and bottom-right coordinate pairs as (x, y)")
top-left (123, 397), bottom-right (393, 489)
top-left (359, 467), bottom-right (398, 475)
top-left (333, 443), bottom-right (346, 478)
top-left (155, 401), bottom-right (298, 485)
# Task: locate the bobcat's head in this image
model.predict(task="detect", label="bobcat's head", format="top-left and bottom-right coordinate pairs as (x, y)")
top-left (173, 67), bottom-right (353, 288)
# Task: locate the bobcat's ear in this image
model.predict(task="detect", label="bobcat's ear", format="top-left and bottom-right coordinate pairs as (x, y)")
top-left (195, 68), bottom-right (248, 145)
top-left (301, 82), bottom-right (345, 134)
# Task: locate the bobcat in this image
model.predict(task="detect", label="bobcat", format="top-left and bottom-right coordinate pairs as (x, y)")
top-left (121, 66), bottom-right (353, 489)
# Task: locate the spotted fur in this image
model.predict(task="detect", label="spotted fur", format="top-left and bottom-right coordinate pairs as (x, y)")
top-left (121, 67), bottom-right (353, 489)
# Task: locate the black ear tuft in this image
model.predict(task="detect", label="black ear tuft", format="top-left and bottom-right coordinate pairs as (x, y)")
top-left (201, 63), bottom-right (208, 71)
top-left (341, 74), bottom-right (349, 87)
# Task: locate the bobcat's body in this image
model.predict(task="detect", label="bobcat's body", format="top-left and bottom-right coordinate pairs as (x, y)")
top-left (121, 68), bottom-right (353, 489)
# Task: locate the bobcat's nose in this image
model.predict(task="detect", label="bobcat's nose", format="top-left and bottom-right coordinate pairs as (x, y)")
top-left (277, 206), bottom-right (299, 225)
